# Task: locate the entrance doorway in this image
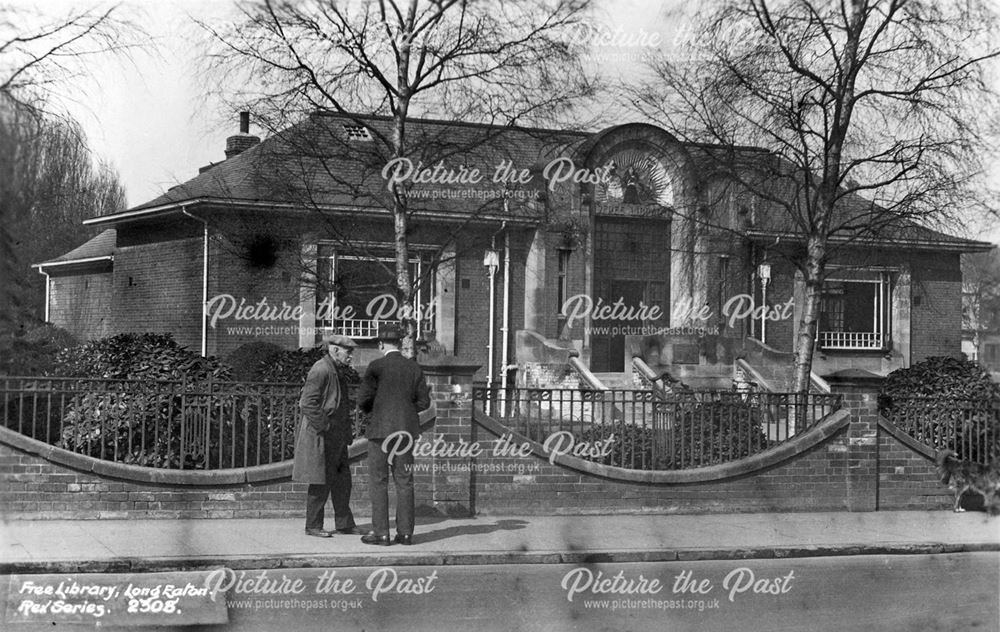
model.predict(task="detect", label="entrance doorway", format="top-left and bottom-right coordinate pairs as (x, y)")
top-left (591, 218), bottom-right (670, 373)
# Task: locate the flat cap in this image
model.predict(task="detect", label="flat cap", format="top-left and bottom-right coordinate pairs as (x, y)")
top-left (322, 333), bottom-right (357, 348)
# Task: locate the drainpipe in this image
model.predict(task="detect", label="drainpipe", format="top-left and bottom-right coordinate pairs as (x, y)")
top-left (500, 222), bottom-right (513, 410)
top-left (40, 269), bottom-right (51, 322)
top-left (181, 208), bottom-right (209, 357)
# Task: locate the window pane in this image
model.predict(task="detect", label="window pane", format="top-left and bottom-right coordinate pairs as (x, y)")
top-left (314, 250), bottom-right (436, 339)
top-left (337, 259), bottom-right (396, 316)
top-left (817, 274), bottom-right (894, 350)
top-left (842, 283), bottom-right (876, 332)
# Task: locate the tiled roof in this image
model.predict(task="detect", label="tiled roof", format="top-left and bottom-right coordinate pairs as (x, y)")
top-left (114, 112), bottom-right (988, 251)
top-left (35, 229), bottom-right (116, 266)
top-left (132, 112), bottom-right (589, 219)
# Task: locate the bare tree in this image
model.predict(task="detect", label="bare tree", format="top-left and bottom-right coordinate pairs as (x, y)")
top-left (962, 249), bottom-right (1000, 358)
top-left (0, 4), bottom-right (139, 328)
top-left (630, 0), bottom-right (999, 391)
top-left (199, 0), bottom-right (597, 353)
top-left (1, 106), bottom-right (126, 322)
top-left (0, 4), bottom-right (135, 114)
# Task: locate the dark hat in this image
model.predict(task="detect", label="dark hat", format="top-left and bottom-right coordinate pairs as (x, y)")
top-left (377, 322), bottom-right (403, 342)
top-left (322, 333), bottom-right (357, 348)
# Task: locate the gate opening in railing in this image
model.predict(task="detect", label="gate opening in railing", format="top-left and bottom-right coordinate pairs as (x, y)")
top-left (1, 377), bottom-right (311, 470)
top-left (473, 386), bottom-right (842, 471)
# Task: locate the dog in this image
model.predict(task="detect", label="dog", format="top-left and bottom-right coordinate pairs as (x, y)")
top-left (935, 450), bottom-right (1000, 515)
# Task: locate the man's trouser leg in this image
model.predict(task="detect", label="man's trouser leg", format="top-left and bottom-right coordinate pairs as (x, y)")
top-left (392, 447), bottom-right (415, 536)
top-left (328, 428), bottom-right (356, 530)
top-left (367, 438), bottom-right (390, 536)
top-left (305, 482), bottom-right (330, 531)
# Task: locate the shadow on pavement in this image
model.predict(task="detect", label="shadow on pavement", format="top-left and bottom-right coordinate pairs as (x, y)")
top-left (415, 519), bottom-right (530, 544)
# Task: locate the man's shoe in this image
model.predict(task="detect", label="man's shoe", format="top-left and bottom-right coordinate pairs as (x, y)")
top-left (394, 533), bottom-right (414, 546)
top-left (336, 526), bottom-right (362, 535)
top-left (305, 528), bottom-right (333, 538)
top-left (361, 533), bottom-right (392, 546)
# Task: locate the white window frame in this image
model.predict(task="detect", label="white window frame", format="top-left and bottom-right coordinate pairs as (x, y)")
top-left (818, 271), bottom-right (892, 351)
top-left (315, 251), bottom-right (432, 340)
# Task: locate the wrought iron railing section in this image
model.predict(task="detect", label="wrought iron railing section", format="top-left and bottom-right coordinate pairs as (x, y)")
top-left (473, 387), bottom-right (843, 471)
top-left (0, 377), bottom-right (320, 470)
top-left (879, 396), bottom-right (1000, 463)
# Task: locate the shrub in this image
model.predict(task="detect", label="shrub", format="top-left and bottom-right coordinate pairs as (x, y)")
top-left (578, 398), bottom-right (769, 470)
top-left (879, 356), bottom-right (1000, 462)
top-left (0, 321), bottom-right (78, 376)
top-left (49, 333), bottom-right (234, 467)
top-left (18, 335), bottom-right (375, 468)
top-left (256, 346), bottom-right (327, 383)
top-left (52, 332), bottom-right (231, 381)
top-left (879, 356), bottom-right (1000, 402)
top-left (667, 401), bottom-right (769, 467)
top-left (57, 383), bottom-right (300, 469)
top-left (579, 422), bottom-right (658, 469)
top-left (226, 341), bottom-right (284, 381)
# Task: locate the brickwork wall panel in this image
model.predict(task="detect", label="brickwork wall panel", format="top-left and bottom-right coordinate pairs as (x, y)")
top-left (208, 235), bottom-right (304, 357)
top-left (48, 271), bottom-right (114, 341)
top-left (876, 434), bottom-right (953, 509)
top-left (112, 238), bottom-right (203, 351)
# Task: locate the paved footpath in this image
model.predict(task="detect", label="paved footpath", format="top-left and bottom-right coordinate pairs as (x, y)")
top-left (2, 511), bottom-right (998, 573)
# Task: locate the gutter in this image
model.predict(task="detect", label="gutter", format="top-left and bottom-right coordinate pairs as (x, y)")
top-left (745, 230), bottom-right (994, 253)
top-left (181, 207), bottom-right (209, 357)
top-left (84, 198), bottom-right (537, 228)
top-left (32, 256), bottom-right (114, 270)
top-left (32, 257), bottom-right (115, 322)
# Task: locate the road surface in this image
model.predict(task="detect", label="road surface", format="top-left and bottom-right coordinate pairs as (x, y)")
top-left (4, 553), bottom-right (997, 631)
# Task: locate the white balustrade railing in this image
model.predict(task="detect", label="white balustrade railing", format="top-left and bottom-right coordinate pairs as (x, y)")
top-left (818, 331), bottom-right (884, 350)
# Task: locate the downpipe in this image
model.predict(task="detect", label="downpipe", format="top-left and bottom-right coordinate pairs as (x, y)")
top-left (499, 221), bottom-right (513, 417)
top-left (181, 207), bottom-right (209, 357)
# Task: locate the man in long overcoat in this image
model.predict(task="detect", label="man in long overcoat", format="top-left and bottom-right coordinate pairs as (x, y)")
top-left (293, 334), bottom-right (360, 537)
top-left (358, 323), bottom-right (431, 545)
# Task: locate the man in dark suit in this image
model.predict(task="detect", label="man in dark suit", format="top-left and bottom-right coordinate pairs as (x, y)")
top-left (292, 334), bottom-right (361, 538)
top-left (358, 323), bottom-right (431, 545)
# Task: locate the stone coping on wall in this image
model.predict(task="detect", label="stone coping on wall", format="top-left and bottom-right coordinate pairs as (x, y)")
top-left (876, 414), bottom-right (936, 460)
top-left (472, 407), bottom-right (852, 484)
top-left (0, 404), bottom-right (436, 486)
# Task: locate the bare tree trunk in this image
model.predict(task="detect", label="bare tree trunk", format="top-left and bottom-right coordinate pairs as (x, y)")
top-left (792, 236), bottom-right (826, 394)
top-left (392, 94), bottom-right (415, 357)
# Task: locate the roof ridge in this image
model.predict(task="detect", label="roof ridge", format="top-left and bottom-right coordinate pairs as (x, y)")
top-left (310, 110), bottom-right (595, 137)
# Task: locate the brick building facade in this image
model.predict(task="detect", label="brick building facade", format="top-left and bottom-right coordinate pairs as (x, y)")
top-left (36, 113), bottom-right (990, 386)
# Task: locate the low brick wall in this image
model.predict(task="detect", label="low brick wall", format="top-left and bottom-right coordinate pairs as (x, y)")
top-left (468, 425), bottom-right (855, 514)
top-left (876, 418), bottom-right (953, 510)
top-left (0, 445), bottom-right (307, 519)
top-left (0, 366), bottom-right (953, 519)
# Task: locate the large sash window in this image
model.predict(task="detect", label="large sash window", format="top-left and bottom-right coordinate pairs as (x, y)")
top-left (818, 271), bottom-right (893, 351)
top-left (315, 245), bottom-right (435, 340)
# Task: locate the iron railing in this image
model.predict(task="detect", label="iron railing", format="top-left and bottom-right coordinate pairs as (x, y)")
top-left (473, 387), bottom-right (842, 470)
top-left (879, 396), bottom-right (1000, 463)
top-left (0, 376), bottom-right (314, 470)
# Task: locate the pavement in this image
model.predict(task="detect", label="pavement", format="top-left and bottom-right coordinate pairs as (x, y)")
top-left (2, 510), bottom-right (998, 574)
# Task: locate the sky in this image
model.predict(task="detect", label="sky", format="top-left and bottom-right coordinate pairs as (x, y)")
top-left (32, 0), bottom-right (242, 206)
top-left (8, 0), bottom-right (692, 207)
top-left (11, 0), bottom-right (1000, 243)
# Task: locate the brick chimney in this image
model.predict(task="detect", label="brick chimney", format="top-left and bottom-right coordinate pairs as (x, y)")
top-left (225, 112), bottom-right (260, 158)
